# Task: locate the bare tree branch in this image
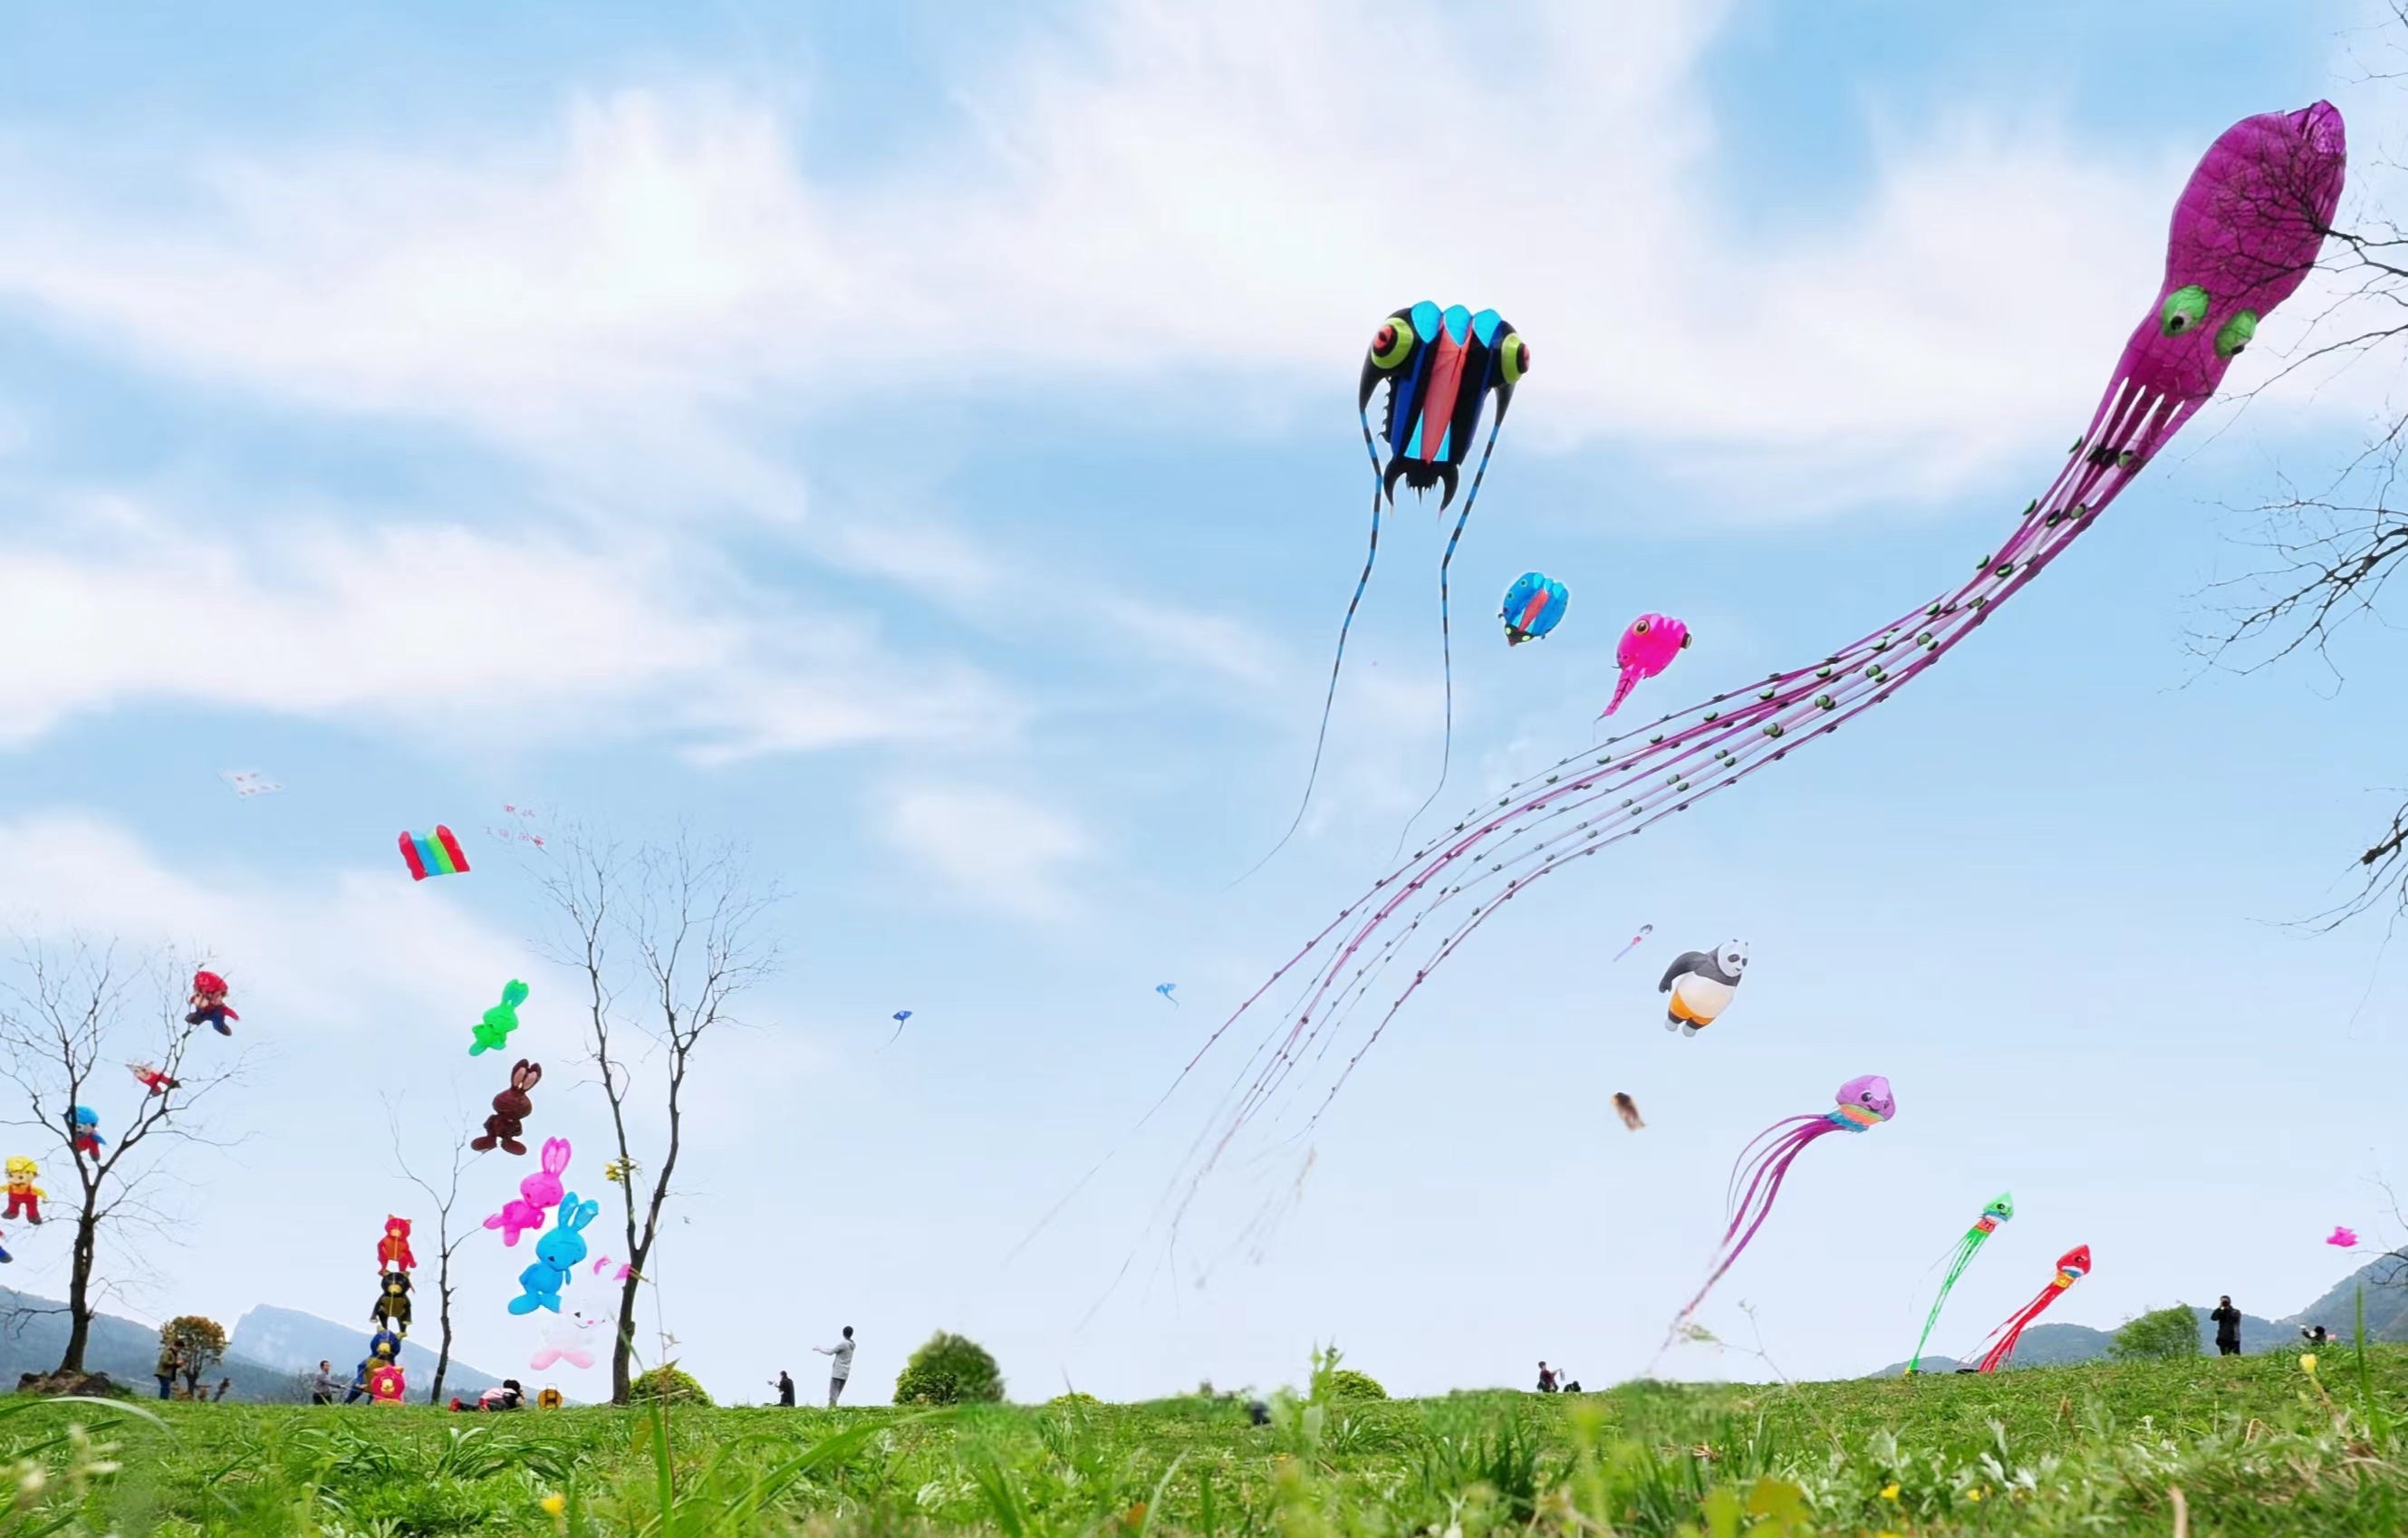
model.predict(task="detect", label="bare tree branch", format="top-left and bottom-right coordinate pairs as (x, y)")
top-left (384, 1095), bottom-right (475, 1403)
top-left (534, 825), bottom-right (781, 1402)
top-left (0, 937), bottom-right (246, 1374)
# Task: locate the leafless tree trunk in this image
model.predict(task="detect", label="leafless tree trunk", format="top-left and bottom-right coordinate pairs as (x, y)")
top-left (0, 938), bottom-right (241, 1375)
top-left (385, 1100), bottom-right (475, 1403)
top-left (535, 829), bottom-right (780, 1403)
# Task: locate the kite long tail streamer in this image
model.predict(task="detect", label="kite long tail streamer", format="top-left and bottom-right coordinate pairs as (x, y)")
top-left (1909, 1236), bottom-right (1987, 1375)
top-left (1975, 1245), bottom-right (2091, 1373)
top-left (1663, 1114), bottom-right (1833, 1343)
top-left (1234, 414), bottom-right (1390, 884)
top-left (1907, 1195), bottom-right (2013, 1374)
top-left (1659, 1079), bottom-right (1891, 1355)
top-left (1397, 414), bottom-right (1509, 854)
top-left (1139, 105), bottom-right (2343, 1243)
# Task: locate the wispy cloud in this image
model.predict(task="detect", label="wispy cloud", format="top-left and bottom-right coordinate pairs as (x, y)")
top-left (0, 501), bottom-right (1017, 760)
top-left (0, 0), bottom-right (2327, 513)
top-left (881, 784), bottom-right (1095, 920)
top-left (0, 811), bottom-right (521, 1039)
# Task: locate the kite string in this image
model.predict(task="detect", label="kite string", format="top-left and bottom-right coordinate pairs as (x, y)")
top-left (1157, 373), bottom-right (2198, 1273)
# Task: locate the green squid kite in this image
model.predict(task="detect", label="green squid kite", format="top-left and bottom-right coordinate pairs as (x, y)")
top-left (1907, 1192), bottom-right (2014, 1375)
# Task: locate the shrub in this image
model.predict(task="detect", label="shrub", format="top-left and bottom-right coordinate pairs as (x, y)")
top-left (2112, 1304), bottom-right (2202, 1361)
top-left (893, 1331), bottom-right (1005, 1405)
top-left (627, 1363), bottom-right (714, 1406)
top-left (1307, 1342), bottom-right (1386, 1402)
top-left (1046, 1390), bottom-right (1101, 1408)
top-left (1321, 1369), bottom-right (1388, 1401)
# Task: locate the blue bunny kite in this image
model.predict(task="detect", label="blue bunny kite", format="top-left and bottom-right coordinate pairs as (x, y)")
top-left (508, 1192), bottom-right (598, 1315)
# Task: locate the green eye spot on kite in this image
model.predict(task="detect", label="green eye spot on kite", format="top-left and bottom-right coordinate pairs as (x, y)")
top-left (2215, 308), bottom-right (2259, 358)
top-left (2161, 284), bottom-right (2210, 335)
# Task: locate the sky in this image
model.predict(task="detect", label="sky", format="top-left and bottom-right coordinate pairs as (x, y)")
top-left (1, 0), bottom-right (2405, 1405)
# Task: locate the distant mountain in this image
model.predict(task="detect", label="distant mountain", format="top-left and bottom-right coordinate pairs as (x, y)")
top-left (0, 1285), bottom-right (304, 1401)
top-left (1869, 1255), bottom-right (2408, 1376)
top-left (1873, 1321), bottom-right (2124, 1377)
top-left (2282, 1256), bottom-right (2408, 1341)
top-left (231, 1305), bottom-right (500, 1398)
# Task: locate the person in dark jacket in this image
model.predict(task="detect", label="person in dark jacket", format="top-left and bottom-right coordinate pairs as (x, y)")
top-left (772, 1370), bottom-right (795, 1407)
top-left (2211, 1295), bottom-right (2242, 1356)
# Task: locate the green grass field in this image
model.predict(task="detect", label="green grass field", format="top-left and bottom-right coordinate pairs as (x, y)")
top-left (5, 1345), bottom-right (2405, 1535)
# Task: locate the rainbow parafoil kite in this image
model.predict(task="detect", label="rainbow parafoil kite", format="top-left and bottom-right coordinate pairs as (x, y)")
top-left (400, 826), bottom-right (470, 880)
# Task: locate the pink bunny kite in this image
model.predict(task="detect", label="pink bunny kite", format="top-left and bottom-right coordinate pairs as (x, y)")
top-left (485, 1137), bottom-right (570, 1246)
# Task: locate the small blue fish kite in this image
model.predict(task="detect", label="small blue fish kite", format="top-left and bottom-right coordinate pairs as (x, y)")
top-left (1155, 984), bottom-right (1179, 1007)
top-left (884, 1009), bottom-right (913, 1048)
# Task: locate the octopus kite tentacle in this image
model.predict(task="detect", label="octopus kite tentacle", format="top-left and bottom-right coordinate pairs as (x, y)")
top-left (1907, 1193), bottom-right (2014, 1376)
top-left (1151, 104), bottom-right (2344, 1231)
top-left (1237, 416), bottom-right (1392, 883)
top-left (1401, 412), bottom-right (1511, 851)
top-left (1660, 1076), bottom-right (1893, 1354)
top-left (1974, 1245), bottom-right (2091, 1373)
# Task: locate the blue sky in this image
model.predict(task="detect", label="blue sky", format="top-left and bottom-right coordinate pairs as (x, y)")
top-left (1, 0), bottom-right (2403, 1403)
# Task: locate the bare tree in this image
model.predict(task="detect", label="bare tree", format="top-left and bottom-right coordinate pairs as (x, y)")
top-left (0, 938), bottom-right (241, 1376)
top-left (2195, 17), bottom-right (2408, 918)
top-left (384, 1099), bottom-right (476, 1404)
top-left (535, 829), bottom-right (780, 1403)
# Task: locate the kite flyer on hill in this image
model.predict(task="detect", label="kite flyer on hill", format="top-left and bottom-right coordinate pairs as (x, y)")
top-left (814, 1326), bottom-right (855, 1407)
top-left (2211, 1296), bottom-right (2242, 1357)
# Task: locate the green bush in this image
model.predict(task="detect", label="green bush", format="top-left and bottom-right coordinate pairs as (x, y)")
top-left (2111, 1304), bottom-right (2202, 1361)
top-left (1306, 1342), bottom-right (1386, 1402)
top-left (1046, 1390), bottom-right (1101, 1408)
top-left (627, 1363), bottom-right (714, 1406)
top-left (1321, 1370), bottom-right (1387, 1401)
top-left (893, 1331), bottom-right (1005, 1405)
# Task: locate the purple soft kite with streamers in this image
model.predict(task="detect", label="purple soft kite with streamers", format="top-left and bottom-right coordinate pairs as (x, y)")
top-left (1140, 105), bottom-right (2344, 1238)
top-left (1662, 1074), bottom-right (1893, 1349)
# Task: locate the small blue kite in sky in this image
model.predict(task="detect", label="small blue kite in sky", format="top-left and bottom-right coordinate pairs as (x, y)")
top-left (1156, 984), bottom-right (1178, 1007)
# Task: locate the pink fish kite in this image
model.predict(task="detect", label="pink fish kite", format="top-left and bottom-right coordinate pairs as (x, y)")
top-left (1603, 614), bottom-right (1690, 716)
top-left (2328, 1226), bottom-right (2359, 1248)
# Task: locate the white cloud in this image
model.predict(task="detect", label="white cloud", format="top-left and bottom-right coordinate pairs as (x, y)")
top-left (0, 504), bottom-right (1016, 759)
top-left (0, 0), bottom-right (2322, 512)
top-left (0, 811), bottom-right (520, 1040)
top-left (882, 784), bottom-right (1095, 919)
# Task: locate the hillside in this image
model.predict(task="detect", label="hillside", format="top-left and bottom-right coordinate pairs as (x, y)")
top-left (0, 1288), bottom-right (503, 1402)
top-left (1873, 1256), bottom-right (2408, 1375)
top-left (2286, 1254), bottom-right (2408, 1339)
top-left (0, 1350), bottom-right (2403, 1534)
top-left (231, 1304), bottom-right (500, 1398)
top-left (0, 1285), bottom-right (300, 1400)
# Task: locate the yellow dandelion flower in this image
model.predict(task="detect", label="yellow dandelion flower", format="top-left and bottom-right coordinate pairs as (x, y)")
top-left (2300, 1352), bottom-right (2319, 1374)
top-left (1879, 1483), bottom-right (1900, 1501)
top-left (541, 1493), bottom-right (565, 1515)
top-left (1966, 1485), bottom-right (1985, 1502)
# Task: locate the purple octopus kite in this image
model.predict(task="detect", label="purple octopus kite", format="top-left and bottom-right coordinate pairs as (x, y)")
top-left (1148, 104), bottom-right (2345, 1234)
top-left (1663, 1074), bottom-right (1894, 1350)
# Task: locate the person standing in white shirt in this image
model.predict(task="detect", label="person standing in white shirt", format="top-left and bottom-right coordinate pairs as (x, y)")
top-left (813, 1326), bottom-right (855, 1406)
